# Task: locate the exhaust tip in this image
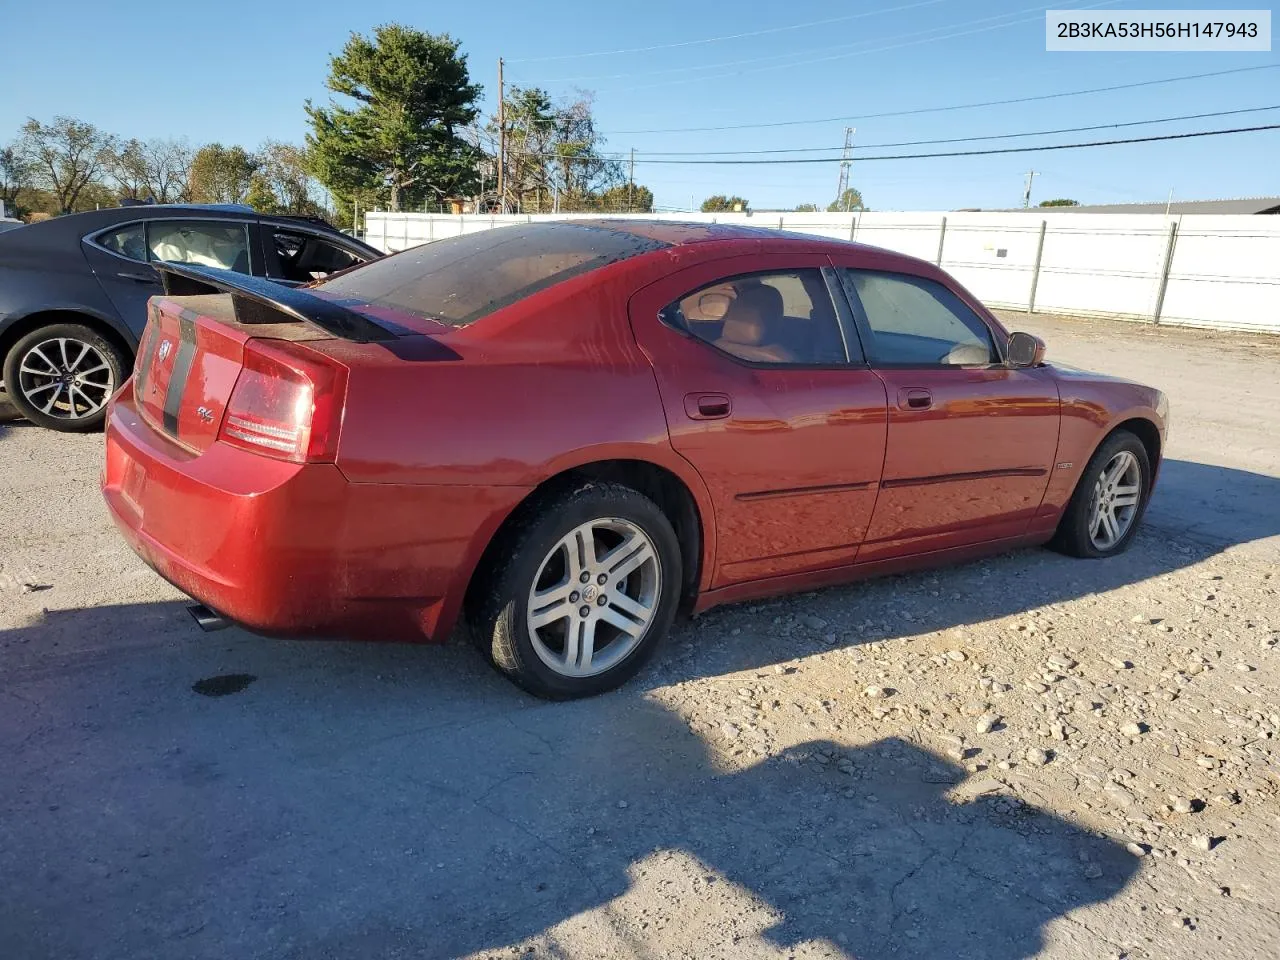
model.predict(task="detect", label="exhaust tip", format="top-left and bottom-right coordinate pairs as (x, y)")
top-left (187, 602), bottom-right (230, 632)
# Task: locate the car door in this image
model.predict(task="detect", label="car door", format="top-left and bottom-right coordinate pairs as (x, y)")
top-left (833, 266), bottom-right (1060, 561)
top-left (629, 255), bottom-right (888, 588)
top-left (81, 217), bottom-right (258, 337)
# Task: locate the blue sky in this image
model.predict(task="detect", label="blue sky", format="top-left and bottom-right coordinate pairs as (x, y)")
top-left (3, 1), bottom-right (1276, 210)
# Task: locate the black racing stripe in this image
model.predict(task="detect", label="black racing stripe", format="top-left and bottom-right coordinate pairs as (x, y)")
top-left (161, 313), bottom-right (197, 435)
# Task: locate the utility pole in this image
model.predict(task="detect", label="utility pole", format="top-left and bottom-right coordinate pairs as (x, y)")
top-left (628, 147), bottom-right (635, 213)
top-left (497, 57), bottom-right (506, 214)
top-left (835, 126), bottom-right (855, 210)
top-left (1022, 170), bottom-right (1038, 208)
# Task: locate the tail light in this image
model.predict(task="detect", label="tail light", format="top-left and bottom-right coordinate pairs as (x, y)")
top-left (218, 340), bottom-right (347, 463)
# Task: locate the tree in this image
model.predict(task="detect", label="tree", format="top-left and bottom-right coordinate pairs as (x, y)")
top-left (17, 117), bottom-right (115, 214)
top-left (701, 195), bottom-right (749, 213)
top-left (494, 86), bottom-right (624, 213)
top-left (109, 139), bottom-right (149, 201)
top-left (187, 144), bottom-right (258, 204)
top-left (596, 183), bottom-right (653, 213)
top-left (244, 175), bottom-right (280, 214)
top-left (1039, 198), bottom-right (1080, 207)
top-left (827, 187), bottom-right (864, 212)
top-left (794, 203), bottom-right (819, 212)
top-left (306, 24), bottom-right (483, 212)
top-left (1, 145), bottom-right (33, 217)
top-left (253, 141), bottom-right (325, 215)
top-left (140, 138), bottom-right (195, 203)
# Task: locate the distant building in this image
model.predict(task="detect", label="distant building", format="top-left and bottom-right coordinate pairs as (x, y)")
top-left (981, 197), bottom-right (1280, 215)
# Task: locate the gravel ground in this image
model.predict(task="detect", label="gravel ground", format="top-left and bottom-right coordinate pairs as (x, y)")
top-left (1, 312), bottom-right (1277, 960)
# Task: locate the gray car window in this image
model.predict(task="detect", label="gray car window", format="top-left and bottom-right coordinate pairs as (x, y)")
top-left (147, 221), bottom-right (252, 274)
top-left (96, 223), bottom-right (147, 262)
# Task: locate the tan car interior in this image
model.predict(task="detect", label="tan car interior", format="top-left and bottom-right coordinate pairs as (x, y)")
top-left (715, 284), bottom-right (798, 363)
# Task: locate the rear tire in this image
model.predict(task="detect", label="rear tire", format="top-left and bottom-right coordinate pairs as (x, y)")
top-left (471, 482), bottom-right (682, 700)
top-left (1050, 429), bottom-right (1151, 558)
top-left (3, 323), bottom-right (128, 432)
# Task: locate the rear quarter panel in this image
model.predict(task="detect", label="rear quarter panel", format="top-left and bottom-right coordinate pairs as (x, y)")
top-left (319, 260), bottom-right (720, 596)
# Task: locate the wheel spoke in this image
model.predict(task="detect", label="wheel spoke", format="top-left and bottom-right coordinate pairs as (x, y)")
top-left (577, 618), bottom-right (598, 670)
top-left (58, 338), bottom-right (71, 369)
top-left (606, 540), bottom-right (655, 582)
top-left (566, 527), bottom-right (593, 583)
top-left (562, 618), bottom-right (586, 670)
top-left (40, 383), bottom-right (64, 413)
top-left (606, 589), bottom-right (652, 623)
top-left (27, 346), bottom-right (58, 373)
top-left (529, 586), bottom-right (574, 629)
top-left (67, 341), bottom-right (92, 373)
top-left (68, 384), bottom-right (97, 417)
top-left (77, 362), bottom-right (110, 377)
top-left (1112, 492), bottom-right (1139, 508)
top-left (599, 604), bottom-right (645, 638)
top-left (1100, 508), bottom-right (1119, 544)
top-left (23, 381), bottom-right (60, 396)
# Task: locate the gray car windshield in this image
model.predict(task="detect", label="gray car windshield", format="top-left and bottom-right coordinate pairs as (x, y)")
top-left (317, 222), bottom-right (668, 327)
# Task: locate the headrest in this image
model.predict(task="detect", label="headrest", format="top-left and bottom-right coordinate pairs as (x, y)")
top-left (721, 314), bottom-right (767, 346)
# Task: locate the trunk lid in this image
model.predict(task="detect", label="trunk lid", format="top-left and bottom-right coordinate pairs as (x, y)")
top-left (133, 294), bottom-right (332, 453)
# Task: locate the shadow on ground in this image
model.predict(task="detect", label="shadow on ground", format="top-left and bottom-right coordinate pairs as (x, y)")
top-left (2, 457), bottom-right (1276, 958)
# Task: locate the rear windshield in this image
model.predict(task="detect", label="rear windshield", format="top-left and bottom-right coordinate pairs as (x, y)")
top-left (316, 222), bottom-right (668, 327)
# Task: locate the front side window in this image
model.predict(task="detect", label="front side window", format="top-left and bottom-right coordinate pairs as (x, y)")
top-left (663, 269), bottom-right (848, 366)
top-left (95, 223), bottom-right (146, 261)
top-left (317, 222), bottom-right (667, 327)
top-left (271, 228), bottom-right (364, 282)
top-left (147, 221), bottom-right (252, 274)
top-left (840, 269), bottom-right (995, 366)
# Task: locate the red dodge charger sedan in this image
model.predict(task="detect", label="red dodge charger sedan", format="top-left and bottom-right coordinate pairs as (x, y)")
top-left (102, 221), bottom-right (1167, 698)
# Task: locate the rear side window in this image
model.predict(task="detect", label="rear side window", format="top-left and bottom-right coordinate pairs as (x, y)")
top-left (317, 223), bottom-right (667, 327)
top-left (96, 223), bottom-right (146, 261)
top-left (662, 269), bottom-right (849, 366)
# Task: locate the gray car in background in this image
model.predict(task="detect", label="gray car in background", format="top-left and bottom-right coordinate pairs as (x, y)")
top-left (0, 204), bottom-right (380, 431)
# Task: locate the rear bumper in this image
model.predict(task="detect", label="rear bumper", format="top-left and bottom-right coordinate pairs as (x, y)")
top-left (102, 381), bottom-right (528, 643)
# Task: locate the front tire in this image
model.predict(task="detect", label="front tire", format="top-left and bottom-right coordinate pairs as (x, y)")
top-left (1051, 430), bottom-right (1151, 558)
top-left (3, 323), bottom-right (128, 432)
top-left (471, 482), bottom-right (682, 699)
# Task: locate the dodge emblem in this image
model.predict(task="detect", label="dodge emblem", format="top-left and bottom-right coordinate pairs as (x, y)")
top-left (157, 339), bottom-right (172, 362)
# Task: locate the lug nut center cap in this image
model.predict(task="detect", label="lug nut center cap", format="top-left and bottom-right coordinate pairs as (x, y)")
top-left (582, 584), bottom-right (598, 602)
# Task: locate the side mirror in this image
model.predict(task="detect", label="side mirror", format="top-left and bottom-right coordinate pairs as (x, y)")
top-left (1007, 331), bottom-right (1046, 368)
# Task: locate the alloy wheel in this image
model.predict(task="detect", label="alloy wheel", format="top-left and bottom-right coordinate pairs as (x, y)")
top-left (1088, 450), bottom-right (1142, 550)
top-left (525, 518), bottom-right (662, 678)
top-left (15, 337), bottom-right (116, 421)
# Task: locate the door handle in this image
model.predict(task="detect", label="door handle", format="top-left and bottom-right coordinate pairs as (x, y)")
top-left (116, 271), bottom-right (158, 284)
top-left (685, 392), bottom-right (732, 420)
top-left (897, 388), bottom-right (933, 410)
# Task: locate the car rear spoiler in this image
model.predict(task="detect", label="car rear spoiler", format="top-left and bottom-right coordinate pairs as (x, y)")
top-left (155, 262), bottom-right (396, 343)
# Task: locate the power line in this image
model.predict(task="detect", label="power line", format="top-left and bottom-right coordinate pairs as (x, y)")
top-left (525, 0), bottom-right (1119, 86)
top-left (601, 64), bottom-right (1280, 135)
top-left (628, 123), bottom-right (1280, 164)
top-left (504, 0), bottom-right (951, 63)
top-left (624, 105), bottom-right (1280, 156)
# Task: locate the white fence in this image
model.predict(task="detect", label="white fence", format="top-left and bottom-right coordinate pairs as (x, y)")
top-left (364, 210), bottom-right (1280, 335)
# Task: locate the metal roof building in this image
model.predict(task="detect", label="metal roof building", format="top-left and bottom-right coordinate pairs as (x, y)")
top-left (993, 197), bottom-right (1280, 215)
